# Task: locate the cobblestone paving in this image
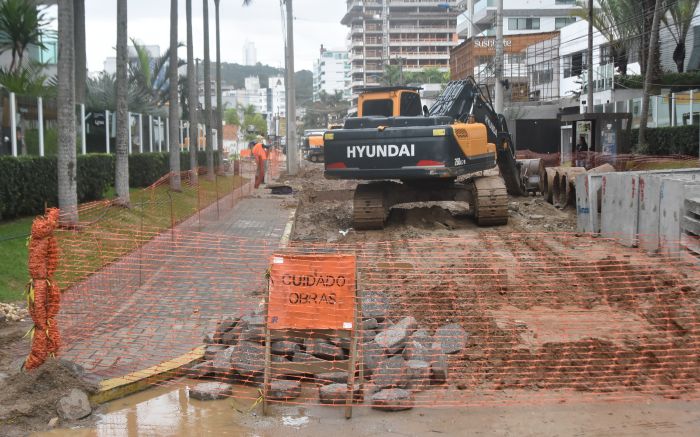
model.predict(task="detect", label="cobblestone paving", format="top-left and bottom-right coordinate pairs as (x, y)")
top-left (58, 187), bottom-right (291, 380)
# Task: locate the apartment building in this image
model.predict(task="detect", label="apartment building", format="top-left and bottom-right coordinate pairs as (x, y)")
top-left (457, 0), bottom-right (580, 38)
top-left (313, 45), bottom-right (351, 101)
top-left (342, 0), bottom-right (460, 100)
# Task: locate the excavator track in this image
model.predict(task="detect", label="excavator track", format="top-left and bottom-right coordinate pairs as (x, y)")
top-left (353, 183), bottom-right (388, 230)
top-left (471, 176), bottom-right (509, 226)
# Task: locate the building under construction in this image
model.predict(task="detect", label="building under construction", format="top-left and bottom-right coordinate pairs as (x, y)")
top-left (341, 0), bottom-right (460, 102)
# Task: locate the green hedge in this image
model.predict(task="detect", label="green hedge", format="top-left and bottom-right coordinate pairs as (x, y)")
top-left (0, 151), bottom-right (219, 219)
top-left (631, 125), bottom-right (699, 156)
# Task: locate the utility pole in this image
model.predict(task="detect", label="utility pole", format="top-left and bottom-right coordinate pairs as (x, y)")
top-left (587, 0), bottom-right (594, 113)
top-left (639, 0), bottom-right (662, 148)
top-left (494, 0), bottom-right (504, 113)
top-left (285, 0), bottom-right (298, 175)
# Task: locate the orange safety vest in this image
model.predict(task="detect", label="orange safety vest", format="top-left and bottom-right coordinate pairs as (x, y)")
top-left (252, 142), bottom-right (267, 160)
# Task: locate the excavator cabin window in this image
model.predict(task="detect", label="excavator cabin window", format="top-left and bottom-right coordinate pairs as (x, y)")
top-left (400, 92), bottom-right (422, 116)
top-left (362, 99), bottom-right (394, 117)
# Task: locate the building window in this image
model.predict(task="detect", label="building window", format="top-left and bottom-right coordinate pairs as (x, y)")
top-left (555, 0), bottom-right (576, 4)
top-left (600, 44), bottom-right (613, 66)
top-left (563, 51), bottom-right (587, 78)
top-left (508, 18), bottom-right (540, 31)
top-left (555, 17), bottom-right (576, 29)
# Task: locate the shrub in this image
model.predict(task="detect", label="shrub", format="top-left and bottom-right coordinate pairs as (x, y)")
top-left (0, 151), bottom-right (222, 219)
top-left (631, 125), bottom-right (699, 156)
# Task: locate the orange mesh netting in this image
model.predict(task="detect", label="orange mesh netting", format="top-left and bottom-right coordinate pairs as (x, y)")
top-left (25, 208), bottom-right (61, 370)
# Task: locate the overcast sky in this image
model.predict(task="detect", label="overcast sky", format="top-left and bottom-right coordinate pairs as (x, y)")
top-left (78, 0), bottom-right (348, 73)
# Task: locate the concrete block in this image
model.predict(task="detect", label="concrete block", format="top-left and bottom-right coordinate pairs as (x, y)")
top-left (601, 173), bottom-right (641, 246)
top-left (659, 179), bottom-right (700, 257)
top-left (638, 172), bottom-right (700, 253)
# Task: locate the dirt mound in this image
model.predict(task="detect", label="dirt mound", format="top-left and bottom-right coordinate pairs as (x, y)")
top-left (0, 359), bottom-right (98, 436)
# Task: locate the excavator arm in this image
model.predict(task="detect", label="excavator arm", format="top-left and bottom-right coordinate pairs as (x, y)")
top-left (429, 78), bottom-right (524, 196)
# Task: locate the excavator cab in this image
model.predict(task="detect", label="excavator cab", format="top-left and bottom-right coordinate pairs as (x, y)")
top-left (357, 86), bottom-right (424, 117)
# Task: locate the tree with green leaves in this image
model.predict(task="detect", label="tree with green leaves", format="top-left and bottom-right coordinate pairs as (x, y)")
top-left (662, 0), bottom-right (700, 72)
top-left (303, 90), bottom-right (349, 130)
top-left (0, 0), bottom-right (49, 73)
top-left (241, 104), bottom-right (267, 141)
top-left (224, 107), bottom-right (240, 126)
top-left (574, 0), bottom-right (637, 75)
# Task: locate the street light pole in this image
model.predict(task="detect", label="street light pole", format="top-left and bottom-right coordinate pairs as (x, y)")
top-left (494, 0), bottom-right (504, 114)
top-left (285, 0), bottom-right (298, 175)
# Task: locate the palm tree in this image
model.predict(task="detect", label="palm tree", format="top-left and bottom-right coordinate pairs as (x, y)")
top-left (73, 0), bottom-right (86, 103)
top-left (56, 0), bottom-right (78, 225)
top-left (0, 0), bottom-right (49, 73)
top-left (115, 0), bottom-right (130, 206)
top-left (662, 0), bottom-right (700, 72)
top-left (574, 0), bottom-right (636, 75)
top-left (186, 0), bottom-right (198, 184)
top-left (169, 0), bottom-right (181, 190)
top-left (202, 0), bottom-right (214, 179)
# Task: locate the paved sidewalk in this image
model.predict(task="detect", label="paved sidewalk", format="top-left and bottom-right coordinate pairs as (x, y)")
top-left (57, 186), bottom-right (293, 380)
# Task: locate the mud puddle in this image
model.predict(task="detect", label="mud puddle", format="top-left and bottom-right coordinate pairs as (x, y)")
top-left (34, 381), bottom-right (700, 437)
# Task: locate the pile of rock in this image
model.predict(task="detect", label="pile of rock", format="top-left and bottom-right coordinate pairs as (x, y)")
top-left (0, 302), bottom-right (28, 323)
top-left (194, 300), bottom-right (469, 411)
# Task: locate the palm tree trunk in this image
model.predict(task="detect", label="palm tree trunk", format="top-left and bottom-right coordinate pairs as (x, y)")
top-left (57, 0), bottom-right (78, 225)
top-left (115, 0), bottom-right (130, 205)
top-left (186, 0), bottom-right (198, 184)
top-left (169, 0), bottom-right (181, 191)
top-left (203, 0), bottom-right (214, 179)
top-left (214, 0), bottom-right (224, 171)
top-left (73, 0), bottom-right (86, 104)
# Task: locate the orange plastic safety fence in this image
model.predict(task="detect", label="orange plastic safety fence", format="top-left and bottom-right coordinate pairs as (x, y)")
top-left (52, 223), bottom-right (700, 409)
top-left (25, 208), bottom-right (61, 370)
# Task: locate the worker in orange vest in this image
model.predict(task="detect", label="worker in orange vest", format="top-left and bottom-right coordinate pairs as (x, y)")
top-left (252, 137), bottom-right (268, 188)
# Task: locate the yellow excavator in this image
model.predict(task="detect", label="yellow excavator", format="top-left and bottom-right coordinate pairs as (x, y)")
top-left (323, 78), bottom-right (526, 229)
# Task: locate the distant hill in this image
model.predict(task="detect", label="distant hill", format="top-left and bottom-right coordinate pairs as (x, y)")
top-left (217, 62), bottom-right (313, 106)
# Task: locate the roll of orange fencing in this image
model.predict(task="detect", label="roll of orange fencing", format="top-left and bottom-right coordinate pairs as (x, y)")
top-left (267, 254), bottom-right (356, 331)
top-left (560, 167), bottom-right (587, 207)
top-left (240, 149), bottom-right (252, 158)
top-left (25, 208), bottom-right (61, 371)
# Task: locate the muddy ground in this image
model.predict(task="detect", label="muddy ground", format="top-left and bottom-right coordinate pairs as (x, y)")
top-left (281, 163), bottom-right (700, 401)
top-left (281, 164), bottom-right (576, 243)
top-left (0, 316), bottom-right (99, 437)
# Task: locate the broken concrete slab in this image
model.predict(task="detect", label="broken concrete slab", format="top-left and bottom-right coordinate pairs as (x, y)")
top-left (271, 341), bottom-right (300, 357)
top-left (363, 341), bottom-right (387, 377)
top-left (318, 383), bottom-right (363, 405)
top-left (433, 323), bottom-right (468, 354)
top-left (362, 318), bottom-right (379, 331)
top-left (315, 371), bottom-right (349, 385)
top-left (190, 360), bottom-right (215, 378)
top-left (403, 340), bottom-right (431, 362)
top-left (237, 315), bottom-right (265, 343)
top-left (204, 344), bottom-right (227, 361)
top-left (372, 355), bottom-right (409, 389)
top-left (305, 339), bottom-right (346, 360)
top-left (292, 351), bottom-right (326, 364)
top-left (406, 360), bottom-right (431, 391)
top-left (211, 346), bottom-right (236, 376)
top-left (189, 382), bottom-right (233, 401)
top-left (374, 317), bottom-right (417, 355)
top-left (232, 341), bottom-right (266, 378)
top-left (267, 380), bottom-right (302, 400)
top-left (213, 315), bottom-right (239, 343)
top-left (371, 388), bottom-right (414, 411)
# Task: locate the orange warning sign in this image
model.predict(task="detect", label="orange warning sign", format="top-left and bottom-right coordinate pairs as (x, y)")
top-left (268, 254), bottom-right (356, 331)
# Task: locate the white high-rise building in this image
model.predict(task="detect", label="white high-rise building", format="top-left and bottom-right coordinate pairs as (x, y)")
top-left (243, 40), bottom-right (257, 66)
top-left (342, 0), bottom-right (460, 101)
top-left (457, 0), bottom-right (580, 38)
top-left (313, 45), bottom-right (351, 102)
top-left (268, 76), bottom-right (286, 117)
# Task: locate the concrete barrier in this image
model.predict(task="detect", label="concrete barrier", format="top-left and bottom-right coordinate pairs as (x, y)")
top-left (659, 179), bottom-right (700, 257)
top-left (638, 172), bottom-right (700, 253)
